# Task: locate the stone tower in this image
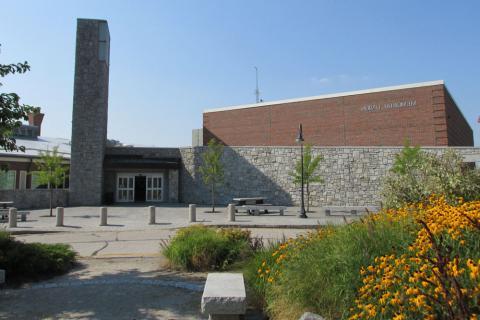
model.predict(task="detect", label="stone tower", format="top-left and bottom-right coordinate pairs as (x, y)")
top-left (70, 19), bottom-right (110, 206)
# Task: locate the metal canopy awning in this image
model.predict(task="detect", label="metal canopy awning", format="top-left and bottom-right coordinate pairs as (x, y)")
top-left (104, 154), bottom-right (181, 170)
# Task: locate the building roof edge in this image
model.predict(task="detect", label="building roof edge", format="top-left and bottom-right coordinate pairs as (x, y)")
top-left (203, 80), bottom-right (445, 113)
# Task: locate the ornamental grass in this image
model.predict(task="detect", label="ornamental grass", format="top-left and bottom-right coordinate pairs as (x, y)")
top-left (162, 225), bottom-right (254, 271)
top-left (246, 196), bottom-right (480, 320)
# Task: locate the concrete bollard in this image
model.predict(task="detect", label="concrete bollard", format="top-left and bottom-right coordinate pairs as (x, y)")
top-left (100, 207), bottom-right (108, 226)
top-left (8, 208), bottom-right (17, 228)
top-left (189, 204), bottom-right (196, 222)
top-left (56, 207), bottom-right (64, 227)
top-left (228, 204), bottom-right (236, 222)
top-left (148, 206), bottom-right (156, 225)
top-left (0, 269), bottom-right (5, 284)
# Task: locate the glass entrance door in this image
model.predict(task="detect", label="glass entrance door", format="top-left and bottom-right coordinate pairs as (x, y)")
top-left (146, 175), bottom-right (163, 201)
top-left (117, 175), bottom-right (134, 202)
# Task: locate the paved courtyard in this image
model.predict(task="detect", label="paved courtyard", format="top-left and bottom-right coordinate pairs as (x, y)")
top-left (2, 205), bottom-right (362, 257)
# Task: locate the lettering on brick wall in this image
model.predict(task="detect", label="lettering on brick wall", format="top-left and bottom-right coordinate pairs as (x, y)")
top-left (361, 100), bottom-right (417, 112)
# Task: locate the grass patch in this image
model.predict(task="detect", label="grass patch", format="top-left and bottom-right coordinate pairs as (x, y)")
top-left (0, 231), bottom-right (76, 284)
top-left (162, 225), bottom-right (256, 271)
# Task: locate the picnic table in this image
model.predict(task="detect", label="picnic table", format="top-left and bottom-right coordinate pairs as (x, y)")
top-left (232, 197), bottom-right (286, 215)
top-left (0, 201), bottom-right (29, 222)
top-left (232, 197), bottom-right (266, 206)
top-left (0, 201), bottom-right (13, 209)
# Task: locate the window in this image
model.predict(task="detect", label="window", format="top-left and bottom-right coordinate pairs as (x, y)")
top-left (146, 175), bottom-right (163, 201)
top-left (117, 175), bottom-right (134, 202)
top-left (30, 171), bottom-right (47, 189)
top-left (30, 171), bottom-right (69, 189)
top-left (98, 22), bottom-right (110, 65)
top-left (0, 171), bottom-right (16, 190)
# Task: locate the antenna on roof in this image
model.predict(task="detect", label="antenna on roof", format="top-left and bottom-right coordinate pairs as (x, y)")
top-left (254, 66), bottom-right (261, 103)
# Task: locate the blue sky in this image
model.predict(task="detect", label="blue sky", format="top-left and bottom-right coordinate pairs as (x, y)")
top-left (1, 0), bottom-right (479, 147)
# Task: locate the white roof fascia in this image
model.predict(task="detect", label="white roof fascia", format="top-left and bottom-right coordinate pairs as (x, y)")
top-left (204, 80), bottom-right (445, 113)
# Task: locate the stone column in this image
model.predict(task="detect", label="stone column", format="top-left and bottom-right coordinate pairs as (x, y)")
top-left (70, 19), bottom-right (110, 206)
top-left (0, 269), bottom-right (5, 284)
top-left (8, 208), bottom-right (17, 228)
top-left (189, 204), bottom-right (196, 222)
top-left (228, 204), bottom-right (236, 222)
top-left (100, 207), bottom-right (108, 226)
top-left (148, 206), bottom-right (156, 225)
top-left (56, 207), bottom-right (64, 227)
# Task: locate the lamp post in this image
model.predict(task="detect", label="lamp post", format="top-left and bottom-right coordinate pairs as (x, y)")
top-left (296, 124), bottom-right (307, 218)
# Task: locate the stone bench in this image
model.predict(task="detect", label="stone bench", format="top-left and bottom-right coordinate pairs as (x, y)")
top-left (201, 273), bottom-right (246, 320)
top-left (241, 205), bottom-right (286, 216)
top-left (324, 206), bottom-right (379, 216)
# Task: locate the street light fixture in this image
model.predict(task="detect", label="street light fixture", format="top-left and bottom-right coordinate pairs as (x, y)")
top-left (296, 124), bottom-right (307, 218)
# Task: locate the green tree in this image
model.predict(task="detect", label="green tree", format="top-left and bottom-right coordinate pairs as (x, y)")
top-left (390, 139), bottom-right (422, 175)
top-left (34, 147), bottom-right (68, 216)
top-left (290, 144), bottom-right (324, 212)
top-left (0, 47), bottom-right (36, 153)
top-left (199, 139), bottom-right (224, 212)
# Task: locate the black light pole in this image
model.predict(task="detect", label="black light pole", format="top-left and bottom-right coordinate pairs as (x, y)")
top-left (296, 124), bottom-right (307, 218)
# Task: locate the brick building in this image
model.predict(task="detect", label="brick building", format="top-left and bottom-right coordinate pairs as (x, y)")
top-left (203, 81), bottom-right (474, 147)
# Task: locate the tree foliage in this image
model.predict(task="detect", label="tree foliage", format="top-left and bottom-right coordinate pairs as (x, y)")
top-left (382, 145), bottom-right (480, 208)
top-left (34, 147), bottom-right (68, 216)
top-left (290, 144), bottom-right (324, 212)
top-left (199, 139), bottom-right (224, 212)
top-left (0, 49), bottom-right (37, 152)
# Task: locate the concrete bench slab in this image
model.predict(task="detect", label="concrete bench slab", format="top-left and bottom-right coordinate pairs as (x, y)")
top-left (201, 273), bottom-right (246, 319)
top-left (241, 205), bottom-right (286, 216)
top-left (324, 206), bottom-right (379, 216)
top-left (0, 210), bottom-right (30, 221)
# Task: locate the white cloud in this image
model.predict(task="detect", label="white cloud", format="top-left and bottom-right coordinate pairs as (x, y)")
top-left (310, 74), bottom-right (371, 86)
top-left (310, 76), bottom-right (331, 84)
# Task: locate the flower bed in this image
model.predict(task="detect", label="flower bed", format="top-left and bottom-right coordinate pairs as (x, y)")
top-left (246, 197), bottom-right (480, 320)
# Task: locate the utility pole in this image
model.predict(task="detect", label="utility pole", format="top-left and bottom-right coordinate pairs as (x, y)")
top-left (254, 66), bottom-right (260, 103)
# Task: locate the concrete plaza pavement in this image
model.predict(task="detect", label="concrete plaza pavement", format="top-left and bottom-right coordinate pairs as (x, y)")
top-left (3, 205), bottom-right (362, 257)
top-left (3, 204), bottom-right (359, 232)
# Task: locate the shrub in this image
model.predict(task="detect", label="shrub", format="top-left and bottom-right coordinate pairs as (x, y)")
top-left (382, 146), bottom-right (480, 208)
top-left (0, 231), bottom-right (76, 284)
top-left (163, 225), bottom-right (253, 271)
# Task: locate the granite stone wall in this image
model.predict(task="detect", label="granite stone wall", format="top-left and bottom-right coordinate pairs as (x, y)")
top-left (180, 146), bottom-right (480, 207)
top-left (0, 190), bottom-right (69, 210)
